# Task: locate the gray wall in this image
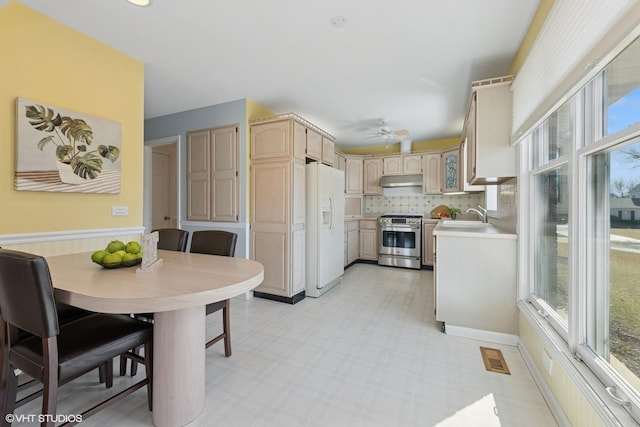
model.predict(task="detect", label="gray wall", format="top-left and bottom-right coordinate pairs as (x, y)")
top-left (144, 99), bottom-right (250, 257)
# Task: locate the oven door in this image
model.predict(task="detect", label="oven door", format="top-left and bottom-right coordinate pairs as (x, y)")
top-left (379, 225), bottom-right (420, 258)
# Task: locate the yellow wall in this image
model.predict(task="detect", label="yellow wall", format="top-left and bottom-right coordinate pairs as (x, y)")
top-left (0, 2), bottom-right (144, 235)
top-left (338, 137), bottom-right (460, 155)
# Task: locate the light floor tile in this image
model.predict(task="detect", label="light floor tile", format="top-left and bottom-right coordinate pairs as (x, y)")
top-left (11, 263), bottom-right (558, 427)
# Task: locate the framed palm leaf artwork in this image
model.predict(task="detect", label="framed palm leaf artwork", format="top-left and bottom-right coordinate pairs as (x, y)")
top-left (15, 97), bottom-right (121, 193)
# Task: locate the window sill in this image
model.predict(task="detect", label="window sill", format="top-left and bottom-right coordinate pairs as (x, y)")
top-left (518, 300), bottom-right (635, 427)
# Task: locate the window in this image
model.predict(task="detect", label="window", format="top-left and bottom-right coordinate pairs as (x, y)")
top-left (523, 35), bottom-right (640, 423)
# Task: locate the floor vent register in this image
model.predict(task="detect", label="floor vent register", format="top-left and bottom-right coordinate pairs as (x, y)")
top-left (480, 346), bottom-right (511, 375)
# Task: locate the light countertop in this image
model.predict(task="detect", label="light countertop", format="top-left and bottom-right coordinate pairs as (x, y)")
top-left (433, 219), bottom-right (517, 239)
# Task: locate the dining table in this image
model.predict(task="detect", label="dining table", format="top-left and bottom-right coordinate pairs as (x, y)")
top-left (46, 249), bottom-right (264, 427)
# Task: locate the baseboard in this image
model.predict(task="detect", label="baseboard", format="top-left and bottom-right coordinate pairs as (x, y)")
top-left (253, 290), bottom-right (305, 305)
top-left (444, 324), bottom-right (519, 346)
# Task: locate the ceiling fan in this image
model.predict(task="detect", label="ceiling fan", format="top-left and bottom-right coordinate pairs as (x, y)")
top-left (366, 121), bottom-right (410, 141)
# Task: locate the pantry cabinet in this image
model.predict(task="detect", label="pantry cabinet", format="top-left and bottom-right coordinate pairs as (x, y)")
top-left (187, 125), bottom-right (239, 222)
top-left (363, 157), bottom-right (383, 195)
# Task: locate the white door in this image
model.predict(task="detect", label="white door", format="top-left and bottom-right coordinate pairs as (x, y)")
top-left (152, 145), bottom-right (177, 230)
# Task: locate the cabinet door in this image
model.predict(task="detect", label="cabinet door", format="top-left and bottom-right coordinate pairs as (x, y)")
top-left (423, 153), bottom-right (441, 194)
top-left (187, 130), bottom-right (211, 220)
top-left (251, 161), bottom-right (291, 296)
top-left (466, 94), bottom-right (477, 183)
top-left (251, 120), bottom-right (290, 160)
top-left (306, 128), bottom-right (322, 161)
top-left (334, 152), bottom-right (346, 171)
top-left (293, 121), bottom-right (307, 161)
top-left (363, 158), bottom-right (383, 195)
top-left (322, 136), bottom-right (334, 166)
top-left (347, 230), bottom-right (359, 264)
top-left (403, 155), bottom-right (422, 174)
top-left (345, 158), bottom-right (363, 194)
top-left (292, 161), bottom-right (305, 225)
top-left (211, 125), bottom-right (238, 222)
top-left (383, 156), bottom-right (402, 175)
top-left (359, 230), bottom-right (378, 260)
top-left (422, 222), bottom-right (436, 266)
top-left (441, 148), bottom-right (461, 193)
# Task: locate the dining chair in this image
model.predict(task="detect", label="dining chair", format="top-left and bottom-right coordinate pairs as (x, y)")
top-left (190, 230), bottom-right (237, 356)
top-left (0, 249), bottom-right (154, 426)
top-left (153, 228), bottom-right (189, 252)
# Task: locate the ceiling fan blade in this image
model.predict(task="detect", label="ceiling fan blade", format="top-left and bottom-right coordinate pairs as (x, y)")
top-left (394, 129), bottom-right (410, 138)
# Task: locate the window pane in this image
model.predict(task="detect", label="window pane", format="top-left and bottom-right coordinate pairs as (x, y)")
top-left (606, 36), bottom-right (640, 136)
top-left (548, 101), bottom-right (572, 160)
top-left (534, 165), bottom-right (570, 324)
top-left (587, 139), bottom-right (640, 388)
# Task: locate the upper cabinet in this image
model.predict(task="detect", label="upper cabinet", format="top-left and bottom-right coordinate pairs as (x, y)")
top-left (345, 157), bottom-right (363, 194)
top-left (441, 147), bottom-right (461, 193)
top-left (464, 76), bottom-right (516, 185)
top-left (383, 156), bottom-right (402, 175)
top-left (363, 157), bottom-right (383, 195)
top-left (250, 114), bottom-right (335, 165)
top-left (382, 154), bottom-right (422, 175)
top-left (334, 152), bottom-right (346, 171)
top-left (423, 152), bottom-right (441, 194)
top-left (187, 125), bottom-right (239, 222)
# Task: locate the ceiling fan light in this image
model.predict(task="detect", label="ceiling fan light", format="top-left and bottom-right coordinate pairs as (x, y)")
top-left (127, 0), bottom-right (151, 7)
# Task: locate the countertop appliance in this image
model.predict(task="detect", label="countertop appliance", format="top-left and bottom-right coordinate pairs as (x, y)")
top-left (306, 162), bottom-right (345, 297)
top-left (378, 214), bottom-right (423, 269)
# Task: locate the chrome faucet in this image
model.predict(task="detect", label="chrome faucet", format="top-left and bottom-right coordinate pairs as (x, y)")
top-left (465, 205), bottom-right (488, 223)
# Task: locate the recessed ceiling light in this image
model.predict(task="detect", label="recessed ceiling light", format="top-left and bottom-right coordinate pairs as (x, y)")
top-left (127, 0), bottom-right (151, 7)
top-left (330, 16), bottom-right (347, 28)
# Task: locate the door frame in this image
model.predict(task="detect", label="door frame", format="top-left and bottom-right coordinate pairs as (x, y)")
top-left (144, 135), bottom-right (181, 232)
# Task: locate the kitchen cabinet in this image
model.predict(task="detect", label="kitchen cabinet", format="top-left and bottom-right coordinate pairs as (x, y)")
top-left (187, 125), bottom-right (239, 222)
top-left (441, 147), bottom-right (461, 193)
top-left (460, 139), bottom-right (485, 193)
top-left (251, 119), bottom-right (305, 161)
top-left (421, 219), bottom-right (438, 266)
top-left (359, 219), bottom-right (378, 260)
top-left (433, 220), bottom-right (517, 344)
top-left (334, 152), bottom-right (346, 171)
top-left (383, 156), bottom-right (402, 175)
top-left (322, 136), bottom-right (334, 166)
top-left (422, 152), bottom-right (441, 194)
top-left (363, 157), bottom-right (383, 195)
top-left (464, 76), bottom-right (516, 185)
top-left (403, 154), bottom-right (423, 174)
top-left (345, 195), bottom-right (363, 218)
top-left (305, 128), bottom-right (323, 161)
top-left (345, 220), bottom-right (359, 266)
top-left (345, 158), bottom-right (363, 194)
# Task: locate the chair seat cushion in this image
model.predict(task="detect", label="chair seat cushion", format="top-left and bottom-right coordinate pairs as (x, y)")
top-left (10, 314), bottom-right (152, 383)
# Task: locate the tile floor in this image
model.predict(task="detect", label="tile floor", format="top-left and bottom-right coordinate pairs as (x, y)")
top-left (13, 263), bottom-right (558, 427)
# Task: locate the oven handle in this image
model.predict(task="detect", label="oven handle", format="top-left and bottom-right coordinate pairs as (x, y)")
top-left (380, 225), bottom-right (421, 232)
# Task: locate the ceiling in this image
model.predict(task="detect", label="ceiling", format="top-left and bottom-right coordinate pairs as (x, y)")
top-left (14, 0), bottom-right (540, 148)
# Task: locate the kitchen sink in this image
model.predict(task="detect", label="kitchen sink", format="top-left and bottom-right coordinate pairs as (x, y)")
top-left (439, 220), bottom-right (490, 228)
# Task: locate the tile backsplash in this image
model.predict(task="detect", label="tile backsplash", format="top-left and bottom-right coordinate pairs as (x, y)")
top-left (364, 191), bottom-right (483, 217)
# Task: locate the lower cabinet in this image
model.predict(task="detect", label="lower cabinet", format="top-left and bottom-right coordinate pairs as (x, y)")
top-left (421, 219), bottom-right (438, 266)
top-left (345, 220), bottom-right (359, 266)
top-left (359, 219), bottom-right (378, 260)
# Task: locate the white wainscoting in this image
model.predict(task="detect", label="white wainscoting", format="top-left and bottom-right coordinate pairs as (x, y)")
top-left (0, 227), bottom-right (145, 257)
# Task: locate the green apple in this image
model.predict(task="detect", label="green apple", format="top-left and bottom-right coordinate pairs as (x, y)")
top-left (91, 250), bottom-right (109, 263)
top-left (122, 252), bottom-right (139, 266)
top-left (125, 241), bottom-right (142, 254)
top-left (106, 240), bottom-right (125, 253)
top-left (102, 252), bottom-right (122, 265)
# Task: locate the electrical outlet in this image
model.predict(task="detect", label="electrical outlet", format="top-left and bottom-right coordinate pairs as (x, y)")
top-left (542, 349), bottom-right (553, 375)
top-left (111, 206), bottom-right (128, 216)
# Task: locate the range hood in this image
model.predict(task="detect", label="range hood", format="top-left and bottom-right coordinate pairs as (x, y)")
top-left (379, 174), bottom-right (423, 188)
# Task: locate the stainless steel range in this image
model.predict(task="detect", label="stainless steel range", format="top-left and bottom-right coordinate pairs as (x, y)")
top-left (378, 214), bottom-right (423, 269)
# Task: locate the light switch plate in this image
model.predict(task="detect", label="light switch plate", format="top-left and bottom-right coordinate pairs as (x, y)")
top-left (111, 206), bottom-right (128, 216)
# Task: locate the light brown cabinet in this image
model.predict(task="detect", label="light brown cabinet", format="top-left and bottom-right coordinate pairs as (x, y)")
top-left (322, 136), bottom-right (334, 166)
top-left (345, 220), bottom-right (360, 266)
top-left (423, 153), bottom-right (441, 194)
top-left (363, 157), bottom-right (383, 195)
top-left (359, 219), bottom-right (378, 260)
top-left (441, 147), bottom-right (461, 193)
top-left (345, 158), bottom-right (363, 194)
top-left (305, 128), bottom-right (323, 161)
top-left (422, 220), bottom-right (437, 266)
top-left (187, 125), bottom-right (238, 222)
top-left (334, 152), bottom-right (346, 171)
top-left (464, 77), bottom-right (515, 185)
top-left (383, 156), bottom-right (402, 175)
top-left (403, 154), bottom-right (423, 174)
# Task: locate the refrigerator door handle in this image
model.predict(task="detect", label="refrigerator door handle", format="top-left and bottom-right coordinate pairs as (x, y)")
top-left (329, 195), bottom-right (335, 232)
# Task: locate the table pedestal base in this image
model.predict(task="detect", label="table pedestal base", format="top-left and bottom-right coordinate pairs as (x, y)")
top-left (152, 306), bottom-right (205, 427)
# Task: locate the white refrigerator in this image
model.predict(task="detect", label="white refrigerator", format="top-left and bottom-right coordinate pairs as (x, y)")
top-left (306, 162), bottom-right (345, 297)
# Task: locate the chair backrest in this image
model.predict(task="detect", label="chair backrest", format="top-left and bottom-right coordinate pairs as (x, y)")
top-left (0, 249), bottom-right (59, 339)
top-left (189, 230), bottom-right (237, 257)
top-left (153, 228), bottom-right (189, 252)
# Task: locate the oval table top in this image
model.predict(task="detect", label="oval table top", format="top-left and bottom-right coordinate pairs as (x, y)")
top-left (47, 250), bottom-right (264, 313)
